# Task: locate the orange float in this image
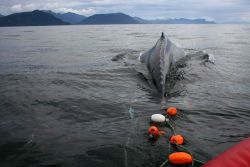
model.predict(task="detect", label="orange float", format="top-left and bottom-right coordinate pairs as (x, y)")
top-left (166, 107), bottom-right (177, 116)
top-left (170, 135), bottom-right (184, 145)
top-left (147, 126), bottom-right (159, 137)
top-left (168, 152), bottom-right (192, 165)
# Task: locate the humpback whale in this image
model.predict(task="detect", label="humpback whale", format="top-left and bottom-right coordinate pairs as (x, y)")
top-left (139, 33), bottom-right (185, 96)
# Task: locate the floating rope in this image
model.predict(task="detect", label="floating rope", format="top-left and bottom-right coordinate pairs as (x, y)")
top-left (159, 159), bottom-right (168, 167)
top-left (128, 106), bottom-right (135, 119)
top-left (166, 120), bottom-right (176, 135)
top-left (124, 106), bottom-right (137, 167)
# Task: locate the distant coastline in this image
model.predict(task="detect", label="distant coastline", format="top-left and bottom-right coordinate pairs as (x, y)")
top-left (0, 10), bottom-right (216, 27)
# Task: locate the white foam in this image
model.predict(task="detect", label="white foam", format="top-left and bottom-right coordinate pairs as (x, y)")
top-left (208, 54), bottom-right (215, 64)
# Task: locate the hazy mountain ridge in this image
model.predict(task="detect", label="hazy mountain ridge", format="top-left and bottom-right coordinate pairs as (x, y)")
top-left (0, 10), bottom-right (69, 27)
top-left (43, 10), bottom-right (86, 24)
top-left (80, 13), bottom-right (139, 24)
top-left (0, 10), bottom-right (216, 27)
top-left (134, 17), bottom-right (215, 24)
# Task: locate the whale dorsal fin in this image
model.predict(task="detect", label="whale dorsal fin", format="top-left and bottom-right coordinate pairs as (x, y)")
top-left (161, 32), bottom-right (165, 39)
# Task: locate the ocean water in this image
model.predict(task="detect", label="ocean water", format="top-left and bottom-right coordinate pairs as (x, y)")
top-left (0, 25), bottom-right (250, 167)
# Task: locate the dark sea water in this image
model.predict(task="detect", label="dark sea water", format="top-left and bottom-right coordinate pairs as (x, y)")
top-left (0, 25), bottom-right (250, 167)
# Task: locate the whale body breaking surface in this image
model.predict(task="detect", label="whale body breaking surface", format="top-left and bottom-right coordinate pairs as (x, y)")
top-left (139, 32), bottom-right (185, 96)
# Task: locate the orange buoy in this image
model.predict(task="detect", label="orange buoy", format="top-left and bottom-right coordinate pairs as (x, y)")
top-left (170, 135), bottom-right (184, 145)
top-left (147, 126), bottom-right (159, 137)
top-left (168, 152), bottom-right (192, 165)
top-left (166, 107), bottom-right (177, 116)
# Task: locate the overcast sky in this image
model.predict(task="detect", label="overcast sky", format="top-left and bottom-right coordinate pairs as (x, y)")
top-left (0, 0), bottom-right (250, 23)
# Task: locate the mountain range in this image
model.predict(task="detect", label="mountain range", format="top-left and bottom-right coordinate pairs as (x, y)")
top-left (0, 10), bottom-right (215, 27)
top-left (134, 17), bottom-right (215, 24)
top-left (43, 10), bottom-right (86, 24)
top-left (0, 10), bottom-right (69, 26)
top-left (80, 13), bottom-right (139, 24)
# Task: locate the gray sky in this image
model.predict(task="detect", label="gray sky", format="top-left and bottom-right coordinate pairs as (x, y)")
top-left (0, 0), bottom-right (250, 23)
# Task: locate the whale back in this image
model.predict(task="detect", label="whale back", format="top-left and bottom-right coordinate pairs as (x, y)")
top-left (140, 33), bottom-right (185, 96)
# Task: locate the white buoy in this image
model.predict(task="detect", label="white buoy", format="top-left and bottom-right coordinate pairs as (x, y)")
top-left (151, 114), bottom-right (166, 123)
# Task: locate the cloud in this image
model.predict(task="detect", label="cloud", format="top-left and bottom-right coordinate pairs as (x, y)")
top-left (54, 7), bottom-right (96, 15)
top-left (7, 1), bottom-right (96, 16)
top-left (10, 4), bottom-right (22, 12)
